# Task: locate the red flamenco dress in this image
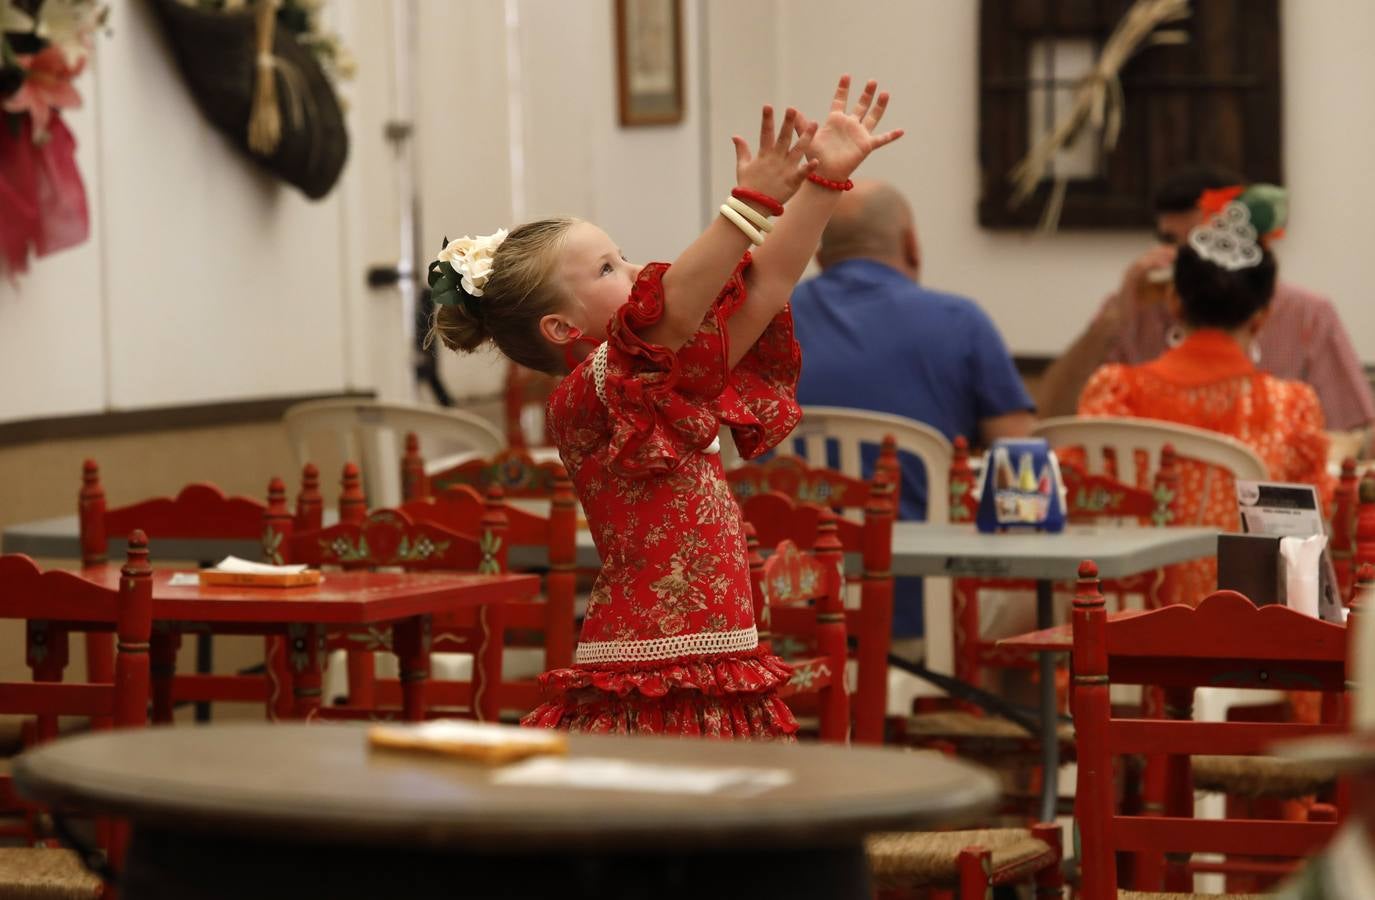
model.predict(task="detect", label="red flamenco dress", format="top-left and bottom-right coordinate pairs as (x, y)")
top-left (523, 255), bottom-right (801, 738)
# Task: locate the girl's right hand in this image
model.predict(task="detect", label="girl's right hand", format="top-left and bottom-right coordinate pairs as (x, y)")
top-left (802, 75), bottom-right (904, 181)
top-left (731, 106), bottom-right (819, 206)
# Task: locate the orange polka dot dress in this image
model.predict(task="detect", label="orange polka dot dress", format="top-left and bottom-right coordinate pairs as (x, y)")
top-left (1078, 329), bottom-right (1332, 607)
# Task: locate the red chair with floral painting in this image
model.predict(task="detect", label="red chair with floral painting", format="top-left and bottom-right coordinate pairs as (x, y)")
top-left (0, 534), bottom-right (152, 895)
top-left (272, 467), bottom-right (510, 722)
top-left (737, 464), bottom-right (895, 745)
top-left (746, 515), bottom-right (849, 742)
top-left (418, 442), bottom-right (567, 501)
top-left (399, 478), bottom-right (577, 714)
top-left (77, 460), bottom-right (322, 723)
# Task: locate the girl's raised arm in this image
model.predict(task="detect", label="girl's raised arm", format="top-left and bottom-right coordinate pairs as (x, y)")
top-left (727, 76), bottom-right (903, 367)
top-left (638, 107), bottom-right (816, 352)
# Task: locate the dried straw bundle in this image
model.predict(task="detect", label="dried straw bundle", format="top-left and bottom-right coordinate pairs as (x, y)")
top-left (1009, 0), bottom-right (1191, 230)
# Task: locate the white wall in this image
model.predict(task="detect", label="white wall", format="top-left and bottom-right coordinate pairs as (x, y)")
top-left (4, 0), bottom-right (1372, 428)
top-left (0, 0), bottom-right (398, 426)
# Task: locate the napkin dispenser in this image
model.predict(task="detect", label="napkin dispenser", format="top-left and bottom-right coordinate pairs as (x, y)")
top-left (1216, 533), bottom-right (1281, 606)
top-left (975, 438), bottom-right (1066, 534)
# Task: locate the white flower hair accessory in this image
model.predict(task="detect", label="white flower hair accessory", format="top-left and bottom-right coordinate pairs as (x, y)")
top-left (428, 229), bottom-right (509, 309)
top-left (1188, 202), bottom-right (1262, 272)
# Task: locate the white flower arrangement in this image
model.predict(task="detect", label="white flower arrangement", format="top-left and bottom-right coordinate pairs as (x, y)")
top-left (435, 229), bottom-right (509, 298)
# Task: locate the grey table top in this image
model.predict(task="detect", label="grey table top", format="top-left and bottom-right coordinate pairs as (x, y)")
top-left (4, 514), bottom-right (1217, 581)
top-left (14, 723), bottom-right (998, 850)
top-left (887, 522), bottom-right (1218, 580)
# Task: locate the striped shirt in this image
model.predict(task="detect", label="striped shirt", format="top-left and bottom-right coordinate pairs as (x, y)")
top-left (1105, 282), bottom-right (1375, 431)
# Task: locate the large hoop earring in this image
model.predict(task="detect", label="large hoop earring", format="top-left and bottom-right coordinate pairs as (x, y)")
top-left (1166, 325), bottom-right (1186, 349)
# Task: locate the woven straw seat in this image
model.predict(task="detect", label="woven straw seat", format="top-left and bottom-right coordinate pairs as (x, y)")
top-left (0, 848), bottom-right (103, 899)
top-left (1119, 892), bottom-right (1273, 898)
top-left (904, 711), bottom-right (1075, 755)
top-left (865, 828), bottom-right (1054, 887)
top-left (1190, 755), bottom-right (1338, 799)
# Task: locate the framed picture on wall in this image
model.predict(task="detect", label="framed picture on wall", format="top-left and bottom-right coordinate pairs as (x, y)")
top-left (615, 0), bottom-right (684, 126)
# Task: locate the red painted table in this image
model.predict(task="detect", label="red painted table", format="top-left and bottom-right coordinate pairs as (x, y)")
top-left (72, 568), bottom-right (540, 721)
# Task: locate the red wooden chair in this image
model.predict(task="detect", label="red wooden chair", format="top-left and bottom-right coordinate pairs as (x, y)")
top-left (737, 465), bottom-right (896, 745)
top-left (1351, 471), bottom-right (1375, 595)
top-left (502, 363), bottom-right (557, 450)
top-left (1330, 458), bottom-right (1359, 602)
top-left (77, 460), bottom-right (320, 723)
top-left (402, 439), bottom-right (585, 717)
top-left (0, 533), bottom-right (152, 897)
top-left (399, 480), bottom-right (577, 715)
top-left (1072, 561), bottom-right (1346, 898)
top-left (746, 517), bottom-right (849, 742)
top-left (865, 822), bottom-right (1063, 900)
top-left (272, 466), bottom-right (510, 723)
top-left (420, 442), bottom-right (567, 501)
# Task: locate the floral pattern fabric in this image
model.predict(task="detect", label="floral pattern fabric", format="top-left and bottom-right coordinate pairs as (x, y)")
top-left (522, 255), bottom-right (802, 738)
top-left (1077, 328), bottom-right (1332, 608)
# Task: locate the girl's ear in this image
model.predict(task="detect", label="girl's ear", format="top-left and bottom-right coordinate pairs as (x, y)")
top-left (539, 313), bottom-right (580, 346)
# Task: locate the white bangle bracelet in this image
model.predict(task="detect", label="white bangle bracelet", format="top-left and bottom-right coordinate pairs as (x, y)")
top-left (725, 195), bottom-right (774, 233)
top-left (719, 204), bottom-right (765, 245)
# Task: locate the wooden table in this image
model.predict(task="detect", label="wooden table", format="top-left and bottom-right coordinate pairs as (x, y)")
top-left (14, 723), bottom-right (999, 900)
top-left (71, 569), bottom-right (539, 721)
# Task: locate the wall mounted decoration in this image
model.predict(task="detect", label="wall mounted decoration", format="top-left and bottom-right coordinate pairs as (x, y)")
top-left (149, 0), bottom-right (352, 200)
top-left (978, 0), bottom-right (1281, 231)
top-left (614, 0), bottom-right (683, 126)
top-left (0, 0), bottom-right (107, 279)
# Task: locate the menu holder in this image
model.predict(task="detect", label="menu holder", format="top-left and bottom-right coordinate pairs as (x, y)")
top-left (197, 555), bottom-right (322, 589)
top-left (369, 720), bottom-right (567, 766)
top-left (975, 437), bottom-right (1066, 534)
top-left (198, 570), bottom-right (322, 588)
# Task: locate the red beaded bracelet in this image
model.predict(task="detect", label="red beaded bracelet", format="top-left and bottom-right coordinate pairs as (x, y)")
top-left (806, 172), bottom-right (854, 192)
top-left (730, 187), bottom-right (785, 217)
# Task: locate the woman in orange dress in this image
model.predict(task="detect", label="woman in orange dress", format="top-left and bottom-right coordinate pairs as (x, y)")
top-left (1077, 184), bottom-right (1332, 609)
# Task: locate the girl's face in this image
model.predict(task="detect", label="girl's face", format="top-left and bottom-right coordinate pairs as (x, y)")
top-left (554, 222), bottom-right (642, 341)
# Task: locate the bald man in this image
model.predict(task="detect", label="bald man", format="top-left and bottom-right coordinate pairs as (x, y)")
top-left (790, 180), bottom-right (1035, 644)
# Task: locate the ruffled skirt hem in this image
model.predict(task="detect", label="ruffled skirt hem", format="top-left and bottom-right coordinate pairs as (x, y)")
top-left (534, 646), bottom-right (794, 698)
top-left (521, 648), bottom-right (799, 739)
top-left (521, 688), bottom-right (798, 739)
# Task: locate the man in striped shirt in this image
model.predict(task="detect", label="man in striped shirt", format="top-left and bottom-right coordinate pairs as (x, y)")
top-left (1037, 165), bottom-right (1375, 435)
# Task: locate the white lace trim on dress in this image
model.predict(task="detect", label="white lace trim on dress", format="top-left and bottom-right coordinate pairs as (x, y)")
top-left (573, 626), bottom-right (758, 665)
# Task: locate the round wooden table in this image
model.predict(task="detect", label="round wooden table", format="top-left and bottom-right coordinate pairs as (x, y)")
top-left (15, 723), bottom-right (998, 900)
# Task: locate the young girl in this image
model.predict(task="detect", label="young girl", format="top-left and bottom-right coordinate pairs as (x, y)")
top-left (429, 75), bottom-right (903, 738)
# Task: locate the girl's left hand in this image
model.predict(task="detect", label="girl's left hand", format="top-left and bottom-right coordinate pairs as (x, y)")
top-left (800, 75), bottom-right (904, 181)
top-left (732, 106), bottom-right (820, 206)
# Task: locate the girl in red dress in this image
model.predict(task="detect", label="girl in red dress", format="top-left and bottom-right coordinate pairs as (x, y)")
top-left (428, 75), bottom-right (903, 738)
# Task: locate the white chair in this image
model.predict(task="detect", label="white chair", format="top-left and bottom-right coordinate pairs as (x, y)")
top-left (1033, 415), bottom-right (1268, 523)
top-left (282, 399), bottom-right (504, 508)
top-left (786, 406), bottom-right (955, 711)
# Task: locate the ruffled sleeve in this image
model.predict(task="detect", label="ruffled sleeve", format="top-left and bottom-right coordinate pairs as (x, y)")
top-left (598, 254), bottom-right (801, 477)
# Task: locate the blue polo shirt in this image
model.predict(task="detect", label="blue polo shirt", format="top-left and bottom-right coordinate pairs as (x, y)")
top-left (789, 259), bottom-right (1034, 636)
